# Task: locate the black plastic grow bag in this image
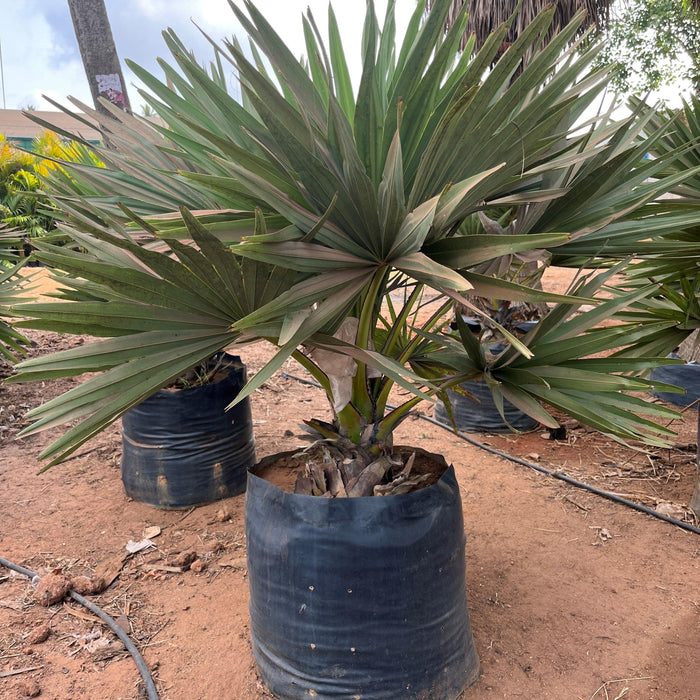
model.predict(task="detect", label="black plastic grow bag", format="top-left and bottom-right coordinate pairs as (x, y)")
top-left (245, 455), bottom-right (480, 699)
top-left (434, 378), bottom-right (539, 433)
top-left (121, 354), bottom-right (255, 509)
top-left (648, 354), bottom-right (700, 407)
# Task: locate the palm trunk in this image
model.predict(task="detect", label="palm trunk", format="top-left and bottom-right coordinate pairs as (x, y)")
top-left (67, 0), bottom-right (131, 115)
top-left (677, 328), bottom-right (700, 363)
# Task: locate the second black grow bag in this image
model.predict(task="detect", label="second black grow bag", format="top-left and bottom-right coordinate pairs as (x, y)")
top-left (121, 353), bottom-right (255, 509)
top-left (245, 451), bottom-right (480, 699)
top-left (434, 378), bottom-right (539, 433)
top-left (648, 353), bottom-right (700, 407)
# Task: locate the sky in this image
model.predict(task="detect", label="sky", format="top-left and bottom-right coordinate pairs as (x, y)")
top-left (0, 0), bottom-right (416, 113)
top-left (0, 1), bottom-right (688, 115)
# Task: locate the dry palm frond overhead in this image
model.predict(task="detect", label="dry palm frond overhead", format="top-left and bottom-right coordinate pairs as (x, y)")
top-left (429, 0), bottom-right (700, 51)
top-left (428, 1), bottom-right (610, 50)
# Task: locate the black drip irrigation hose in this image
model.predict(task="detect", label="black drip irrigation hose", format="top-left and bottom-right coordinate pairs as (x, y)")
top-left (281, 372), bottom-right (700, 536)
top-left (418, 413), bottom-right (700, 536)
top-left (0, 556), bottom-right (159, 700)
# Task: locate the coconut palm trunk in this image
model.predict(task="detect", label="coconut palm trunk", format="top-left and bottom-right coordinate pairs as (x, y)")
top-left (67, 0), bottom-right (131, 115)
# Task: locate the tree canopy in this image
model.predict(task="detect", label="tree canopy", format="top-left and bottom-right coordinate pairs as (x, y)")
top-left (435, 1), bottom-right (700, 97)
top-left (601, 0), bottom-right (700, 95)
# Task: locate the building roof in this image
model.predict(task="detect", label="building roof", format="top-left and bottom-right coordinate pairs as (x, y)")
top-left (0, 109), bottom-right (101, 148)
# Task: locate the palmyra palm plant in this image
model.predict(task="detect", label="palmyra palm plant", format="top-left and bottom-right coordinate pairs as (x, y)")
top-left (7, 0), bottom-right (699, 479)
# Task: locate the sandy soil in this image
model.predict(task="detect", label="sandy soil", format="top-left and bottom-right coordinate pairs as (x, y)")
top-left (1, 270), bottom-right (699, 700)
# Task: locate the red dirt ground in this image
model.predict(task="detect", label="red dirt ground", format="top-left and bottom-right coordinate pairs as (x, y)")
top-left (1, 270), bottom-right (699, 699)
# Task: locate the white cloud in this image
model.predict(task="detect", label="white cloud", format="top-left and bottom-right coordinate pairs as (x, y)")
top-left (132, 0), bottom-right (173, 19)
top-left (0, 1), bottom-right (89, 109)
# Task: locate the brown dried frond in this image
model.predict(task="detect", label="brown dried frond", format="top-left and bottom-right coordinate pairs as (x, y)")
top-left (427, 1), bottom-right (611, 52)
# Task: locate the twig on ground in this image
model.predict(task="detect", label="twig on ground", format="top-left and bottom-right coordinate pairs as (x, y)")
top-left (144, 619), bottom-right (170, 644)
top-left (589, 677), bottom-right (653, 700)
top-left (63, 604), bottom-right (103, 625)
top-left (139, 639), bottom-right (166, 649)
top-left (140, 565), bottom-right (184, 574)
top-left (565, 495), bottom-right (590, 512)
top-left (0, 665), bottom-right (44, 678)
top-left (175, 507), bottom-right (196, 524)
top-left (58, 444), bottom-right (108, 464)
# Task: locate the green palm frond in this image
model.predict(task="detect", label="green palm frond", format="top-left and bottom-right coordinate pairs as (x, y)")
top-left (430, 270), bottom-right (683, 445)
top-left (10, 211), bottom-right (296, 464)
top-left (581, 96), bottom-right (700, 360)
top-left (0, 260), bottom-right (33, 362)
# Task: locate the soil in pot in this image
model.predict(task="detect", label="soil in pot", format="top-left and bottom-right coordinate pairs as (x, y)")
top-left (121, 353), bottom-right (256, 509)
top-left (245, 447), bottom-right (480, 699)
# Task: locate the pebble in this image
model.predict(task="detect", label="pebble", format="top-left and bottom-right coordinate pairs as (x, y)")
top-left (191, 559), bottom-right (207, 573)
top-left (26, 624), bottom-right (50, 645)
top-left (17, 679), bottom-right (41, 697)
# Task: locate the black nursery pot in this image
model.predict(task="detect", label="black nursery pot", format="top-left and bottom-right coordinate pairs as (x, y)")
top-left (648, 353), bottom-right (700, 407)
top-left (245, 453), bottom-right (480, 699)
top-left (120, 354), bottom-right (255, 509)
top-left (435, 378), bottom-right (539, 433)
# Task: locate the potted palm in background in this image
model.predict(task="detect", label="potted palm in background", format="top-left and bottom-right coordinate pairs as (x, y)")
top-left (620, 267), bottom-right (700, 519)
top-left (524, 93), bottom-right (700, 520)
top-left (0, 132), bottom-right (68, 364)
top-left (19, 95), bottom-right (260, 507)
top-left (0, 131), bottom-right (82, 261)
top-left (588, 94), bottom-right (700, 519)
top-left (7, 0), bottom-right (700, 696)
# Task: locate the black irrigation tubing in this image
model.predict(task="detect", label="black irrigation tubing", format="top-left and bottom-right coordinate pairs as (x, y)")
top-left (280, 372), bottom-right (700, 536)
top-left (418, 412), bottom-right (700, 536)
top-left (0, 556), bottom-right (159, 700)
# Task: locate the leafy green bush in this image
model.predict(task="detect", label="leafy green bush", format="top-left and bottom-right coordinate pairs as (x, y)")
top-left (0, 132), bottom-right (64, 260)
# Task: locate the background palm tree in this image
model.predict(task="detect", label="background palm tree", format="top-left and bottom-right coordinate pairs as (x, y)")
top-left (430, 1), bottom-right (700, 517)
top-left (422, 2), bottom-right (610, 328)
top-left (430, 0), bottom-right (700, 54)
top-left (428, 0), bottom-right (611, 51)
